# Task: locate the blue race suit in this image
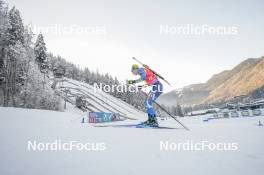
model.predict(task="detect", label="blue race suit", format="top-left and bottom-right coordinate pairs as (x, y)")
top-left (138, 68), bottom-right (163, 118)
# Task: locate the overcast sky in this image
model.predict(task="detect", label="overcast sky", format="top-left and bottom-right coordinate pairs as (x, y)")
top-left (5, 0), bottom-right (264, 91)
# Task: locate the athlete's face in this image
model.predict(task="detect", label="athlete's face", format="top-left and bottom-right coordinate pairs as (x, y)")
top-left (132, 69), bottom-right (138, 75)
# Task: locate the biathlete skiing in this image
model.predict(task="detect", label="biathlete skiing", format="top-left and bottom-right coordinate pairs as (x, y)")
top-left (128, 64), bottom-right (163, 126)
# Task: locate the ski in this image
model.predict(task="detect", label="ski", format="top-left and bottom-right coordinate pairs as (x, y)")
top-left (93, 123), bottom-right (178, 129)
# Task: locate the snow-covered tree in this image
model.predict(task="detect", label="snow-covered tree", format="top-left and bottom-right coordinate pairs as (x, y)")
top-left (7, 6), bottom-right (24, 46)
top-left (34, 33), bottom-right (48, 73)
top-left (1, 6), bottom-right (25, 106)
top-left (19, 62), bottom-right (61, 110)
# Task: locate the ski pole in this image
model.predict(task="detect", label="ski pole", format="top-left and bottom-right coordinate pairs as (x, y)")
top-left (153, 99), bottom-right (190, 131)
top-left (137, 86), bottom-right (190, 131)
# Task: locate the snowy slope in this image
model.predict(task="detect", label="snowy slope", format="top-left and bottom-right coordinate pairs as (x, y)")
top-left (0, 107), bottom-right (264, 175)
top-left (55, 78), bottom-right (145, 120)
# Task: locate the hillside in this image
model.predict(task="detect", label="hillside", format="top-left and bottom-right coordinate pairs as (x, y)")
top-left (158, 57), bottom-right (264, 106)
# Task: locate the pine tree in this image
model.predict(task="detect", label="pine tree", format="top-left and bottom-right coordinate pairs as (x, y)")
top-left (34, 33), bottom-right (48, 73)
top-left (176, 104), bottom-right (184, 117)
top-left (2, 6), bottom-right (25, 106)
top-left (7, 6), bottom-right (24, 45)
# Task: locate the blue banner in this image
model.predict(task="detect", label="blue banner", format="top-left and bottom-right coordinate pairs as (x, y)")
top-left (88, 112), bottom-right (125, 123)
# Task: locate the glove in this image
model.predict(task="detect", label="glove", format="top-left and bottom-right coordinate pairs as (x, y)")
top-left (128, 80), bottom-right (136, 85)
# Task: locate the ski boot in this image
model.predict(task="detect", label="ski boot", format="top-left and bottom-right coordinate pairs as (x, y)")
top-left (142, 115), bottom-right (159, 127)
top-left (149, 117), bottom-right (159, 127)
top-left (142, 115), bottom-right (152, 125)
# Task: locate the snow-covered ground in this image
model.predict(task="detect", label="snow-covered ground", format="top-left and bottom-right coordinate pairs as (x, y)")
top-left (0, 107), bottom-right (264, 175)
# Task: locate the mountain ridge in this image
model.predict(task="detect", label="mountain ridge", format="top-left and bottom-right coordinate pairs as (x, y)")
top-left (158, 57), bottom-right (264, 106)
